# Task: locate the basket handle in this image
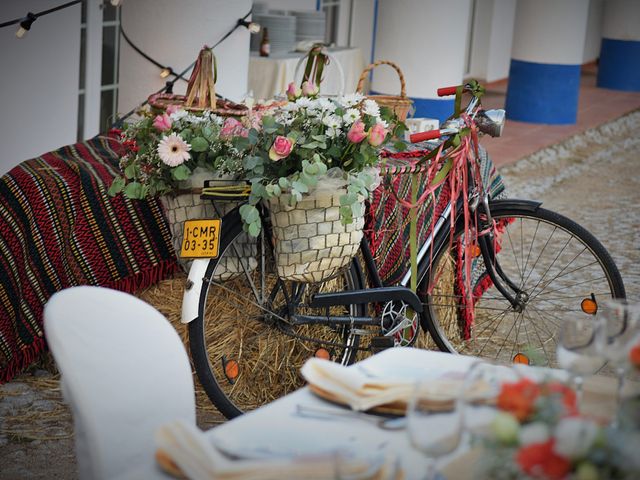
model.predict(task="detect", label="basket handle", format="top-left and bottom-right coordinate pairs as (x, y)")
top-left (356, 60), bottom-right (407, 98)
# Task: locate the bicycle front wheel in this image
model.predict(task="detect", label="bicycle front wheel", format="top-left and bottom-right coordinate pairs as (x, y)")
top-left (188, 210), bottom-right (364, 419)
top-left (423, 201), bottom-right (626, 367)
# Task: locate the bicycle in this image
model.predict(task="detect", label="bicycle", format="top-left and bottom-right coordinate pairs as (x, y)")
top-left (180, 83), bottom-right (626, 419)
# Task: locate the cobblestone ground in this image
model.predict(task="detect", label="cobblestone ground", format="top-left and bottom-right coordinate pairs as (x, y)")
top-left (1, 109), bottom-right (638, 478)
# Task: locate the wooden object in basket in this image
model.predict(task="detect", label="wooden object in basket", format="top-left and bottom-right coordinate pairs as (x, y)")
top-left (148, 45), bottom-right (248, 117)
top-left (356, 60), bottom-right (413, 122)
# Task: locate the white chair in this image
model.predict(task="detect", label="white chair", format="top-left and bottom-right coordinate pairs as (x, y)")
top-left (44, 286), bottom-right (196, 480)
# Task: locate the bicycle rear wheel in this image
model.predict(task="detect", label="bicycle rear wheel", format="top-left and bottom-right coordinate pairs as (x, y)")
top-left (423, 201), bottom-right (626, 367)
top-left (188, 209), bottom-right (365, 419)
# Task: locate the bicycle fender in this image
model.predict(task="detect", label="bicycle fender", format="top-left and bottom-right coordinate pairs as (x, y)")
top-left (488, 198), bottom-right (542, 213)
top-left (181, 258), bottom-right (210, 324)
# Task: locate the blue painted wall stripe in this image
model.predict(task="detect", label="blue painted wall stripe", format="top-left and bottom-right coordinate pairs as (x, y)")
top-left (597, 38), bottom-right (640, 92)
top-left (505, 59), bottom-right (581, 125)
top-left (371, 0), bottom-right (379, 65)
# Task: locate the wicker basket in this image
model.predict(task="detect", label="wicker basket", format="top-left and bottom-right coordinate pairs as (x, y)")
top-left (356, 60), bottom-right (413, 122)
top-left (159, 169), bottom-right (256, 274)
top-left (267, 191), bottom-right (364, 283)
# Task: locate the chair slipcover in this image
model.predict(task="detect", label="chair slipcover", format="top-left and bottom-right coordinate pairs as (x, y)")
top-left (44, 286), bottom-right (195, 479)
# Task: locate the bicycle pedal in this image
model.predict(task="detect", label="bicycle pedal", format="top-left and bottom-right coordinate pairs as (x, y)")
top-left (369, 336), bottom-right (395, 352)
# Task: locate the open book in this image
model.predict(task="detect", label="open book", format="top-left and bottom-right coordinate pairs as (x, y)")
top-left (300, 348), bottom-right (479, 413)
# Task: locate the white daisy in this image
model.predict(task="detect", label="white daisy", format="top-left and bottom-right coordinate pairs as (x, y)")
top-left (363, 99), bottom-right (380, 118)
top-left (169, 109), bottom-right (189, 121)
top-left (316, 97), bottom-right (336, 112)
top-left (342, 108), bottom-right (360, 125)
top-left (322, 114), bottom-right (342, 130)
top-left (326, 127), bottom-right (340, 138)
top-left (157, 133), bottom-right (191, 166)
top-left (296, 97), bottom-right (313, 109)
top-left (338, 93), bottom-right (364, 107)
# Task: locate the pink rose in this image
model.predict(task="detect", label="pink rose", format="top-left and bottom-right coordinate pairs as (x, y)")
top-left (368, 123), bottom-right (388, 147)
top-left (165, 104), bottom-right (181, 115)
top-left (286, 82), bottom-right (302, 101)
top-left (269, 135), bottom-right (293, 161)
top-left (153, 113), bottom-right (172, 131)
top-left (220, 117), bottom-right (248, 140)
top-left (347, 120), bottom-right (367, 143)
top-left (301, 80), bottom-right (319, 97)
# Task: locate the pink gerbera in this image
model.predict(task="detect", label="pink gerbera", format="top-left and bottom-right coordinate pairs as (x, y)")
top-left (157, 133), bottom-right (191, 166)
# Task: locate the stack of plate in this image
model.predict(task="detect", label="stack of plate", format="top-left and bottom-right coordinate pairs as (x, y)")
top-left (251, 14), bottom-right (297, 54)
top-left (291, 10), bottom-right (326, 44)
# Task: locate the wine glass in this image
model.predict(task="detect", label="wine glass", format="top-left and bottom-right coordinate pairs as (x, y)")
top-left (556, 316), bottom-right (606, 407)
top-left (595, 299), bottom-right (640, 425)
top-left (406, 376), bottom-right (464, 480)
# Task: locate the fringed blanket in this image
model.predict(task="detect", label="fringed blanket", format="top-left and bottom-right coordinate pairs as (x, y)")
top-left (366, 145), bottom-right (505, 286)
top-left (0, 135), bottom-right (179, 383)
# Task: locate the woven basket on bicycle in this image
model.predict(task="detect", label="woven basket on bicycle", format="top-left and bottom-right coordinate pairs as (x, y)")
top-left (356, 60), bottom-right (413, 122)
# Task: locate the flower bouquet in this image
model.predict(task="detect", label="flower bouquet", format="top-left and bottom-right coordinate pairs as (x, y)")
top-left (107, 105), bottom-right (256, 199)
top-left (229, 81), bottom-right (405, 281)
top-left (476, 377), bottom-right (640, 480)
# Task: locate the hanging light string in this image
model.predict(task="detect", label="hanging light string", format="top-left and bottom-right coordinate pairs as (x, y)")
top-left (113, 8), bottom-right (253, 127)
top-left (0, 0), bottom-right (82, 37)
top-left (119, 24), bottom-right (187, 83)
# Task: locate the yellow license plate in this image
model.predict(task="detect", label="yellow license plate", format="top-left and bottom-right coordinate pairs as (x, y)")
top-left (180, 219), bottom-right (221, 258)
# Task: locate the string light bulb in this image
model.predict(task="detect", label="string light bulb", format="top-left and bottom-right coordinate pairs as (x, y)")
top-left (159, 67), bottom-right (172, 79)
top-left (237, 19), bottom-right (261, 34)
top-left (15, 12), bottom-right (37, 39)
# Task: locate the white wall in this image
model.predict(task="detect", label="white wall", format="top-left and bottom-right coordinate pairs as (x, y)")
top-left (583, 0), bottom-right (603, 63)
top-left (255, 0), bottom-right (317, 11)
top-left (350, 0), bottom-right (376, 65)
top-left (511, 0), bottom-right (589, 64)
top-left (485, 0), bottom-right (516, 81)
top-left (372, 0), bottom-right (472, 98)
top-left (0, 0), bottom-right (81, 174)
top-left (602, 0), bottom-right (640, 40)
top-left (118, 0), bottom-right (252, 115)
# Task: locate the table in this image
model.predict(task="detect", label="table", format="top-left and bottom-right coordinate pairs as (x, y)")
top-left (248, 47), bottom-right (365, 101)
top-left (202, 348), bottom-right (626, 480)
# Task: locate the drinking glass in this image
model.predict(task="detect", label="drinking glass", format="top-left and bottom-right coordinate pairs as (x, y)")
top-left (406, 377), bottom-right (464, 480)
top-left (557, 316), bottom-right (606, 406)
top-left (595, 299), bottom-right (640, 425)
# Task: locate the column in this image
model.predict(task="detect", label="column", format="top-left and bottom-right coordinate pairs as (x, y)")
top-left (370, 0), bottom-right (472, 122)
top-left (505, 0), bottom-right (590, 124)
top-left (118, 0), bottom-right (252, 114)
top-left (597, 0), bottom-right (640, 91)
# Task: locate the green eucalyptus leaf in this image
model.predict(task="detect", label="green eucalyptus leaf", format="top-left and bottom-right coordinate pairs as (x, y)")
top-left (292, 180), bottom-right (309, 193)
top-left (278, 177), bottom-right (290, 189)
top-left (190, 136), bottom-right (209, 152)
top-left (123, 182), bottom-right (144, 199)
top-left (180, 128), bottom-right (193, 140)
top-left (124, 163), bottom-right (138, 180)
top-left (248, 128), bottom-right (259, 145)
top-left (108, 176), bottom-right (125, 196)
top-left (172, 164), bottom-right (191, 181)
top-left (248, 221), bottom-right (261, 237)
top-left (302, 141), bottom-right (319, 149)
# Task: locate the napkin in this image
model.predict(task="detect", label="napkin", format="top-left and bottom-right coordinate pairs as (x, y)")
top-left (300, 357), bottom-right (465, 412)
top-left (155, 420), bottom-right (400, 480)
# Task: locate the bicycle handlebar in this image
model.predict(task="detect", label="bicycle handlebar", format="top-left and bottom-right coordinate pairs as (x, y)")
top-left (409, 129), bottom-right (441, 142)
top-left (437, 86), bottom-right (459, 97)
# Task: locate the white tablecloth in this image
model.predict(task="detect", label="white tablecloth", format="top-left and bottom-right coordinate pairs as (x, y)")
top-left (248, 47), bottom-right (365, 101)
top-left (202, 348), bottom-right (626, 480)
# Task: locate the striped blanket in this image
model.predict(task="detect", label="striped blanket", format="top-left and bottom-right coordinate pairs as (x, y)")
top-left (366, 145), bottom-right (505, 286)
top-left (0, 135), bottom-right (179, 383)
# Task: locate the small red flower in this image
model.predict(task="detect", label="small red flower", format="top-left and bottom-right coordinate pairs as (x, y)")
top-left (497, 378), bottom-right (541, 421)
top-left (516, 439), bottom-right (572, 480)
top-left (630, 343), bottom-right (640, 369)
top-left (545, 381), bottom-right (578, 416)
